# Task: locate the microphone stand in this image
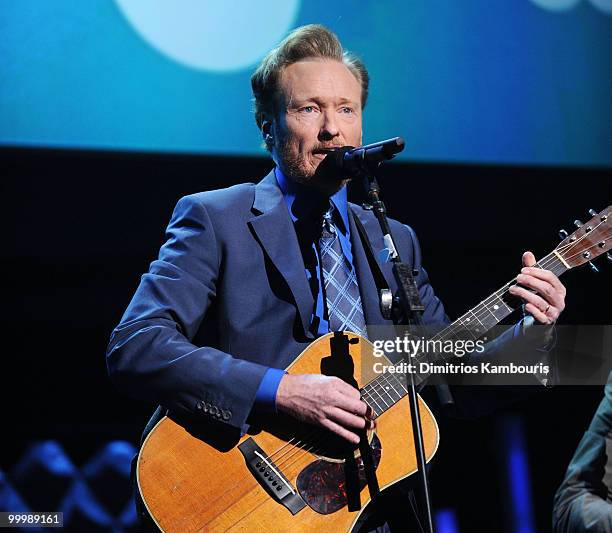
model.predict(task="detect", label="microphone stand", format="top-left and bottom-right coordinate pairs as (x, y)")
top-left (354, 158), bottom-right (434, 533)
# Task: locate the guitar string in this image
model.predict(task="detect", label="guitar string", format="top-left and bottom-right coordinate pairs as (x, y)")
top-left (272, 370), bottom-right (402, 466)
top-left (267, 352), bottom-right (416, 463)
top-left (261, 378), bottom-right (394, 472)
top-left (208, 379), bottom-right (415, 532)
top-left (259, 367), bottom-right (408, 471)
top-left (271, 373), bottom-right (404, 467)
top-left (197, 448), bottom-right (331, 532)
top-left (250, 370), bottom-right (407, 475)
top-left (245, 371), bottom-right (410, 482)
top-left (216, 389), bottom-right (406, 530)
top-left (555, 244), bottom-right (608, 265)
top-left (190, 421), bottom-right (365, 531)
top-left (264, 360), bottom-right (411, 469)
top-left (195, 218), bottom-right (610, 520)
top-left (265, 372), bottom-right (414, 476)
top-left (194, 370), bottom-right (418, 530)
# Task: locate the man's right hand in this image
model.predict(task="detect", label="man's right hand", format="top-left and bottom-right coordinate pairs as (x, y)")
top-left (275, 374), bottom-right (375, 444)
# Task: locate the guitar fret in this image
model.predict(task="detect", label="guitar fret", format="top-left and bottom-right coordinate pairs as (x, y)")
top-left (361, 387), bottom-right (377, 404)
top-left (471, 309), bottom-right (484, 328)
top-left (481, 299), bottom-right (499, 324)
top-left (378, 374), bottom-right (403, 402)
top-left (363, 373), bottom-right (401, 416)
top-left (537, 255), bottom-right (568, 278)
top-left (361, 390), bottom-right (382, 417)
top-left (370, 384), bottom-right (391, 410)
top-left (379, 387), bottom-right (398, 406)
top-left (495, 293), bottom-right (512, 316)
top-left (466, 310), bottom-right (485, 336)
top-left (364, 381), bottom-right (389, 413)
top-left (389, 373), bottom-right (408, 394)
top-left (497, 291), bottom-right (514, 314)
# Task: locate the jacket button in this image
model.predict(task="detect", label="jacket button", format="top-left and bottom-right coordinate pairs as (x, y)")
top-left (222, 410), bottom-right (231, 421)
top-left (203, 402), bottom-right (210, 413)
top-left (196, 401), bottom-right (202, 410)
top-left (210, 405), bottom-right (219, 416)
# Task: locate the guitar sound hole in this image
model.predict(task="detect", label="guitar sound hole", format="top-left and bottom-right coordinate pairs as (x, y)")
top-left (308, 429), bottom-right (359, 460)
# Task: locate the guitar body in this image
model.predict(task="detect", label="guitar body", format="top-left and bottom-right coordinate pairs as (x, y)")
top-left (137, 333), bottom-right (440, 532)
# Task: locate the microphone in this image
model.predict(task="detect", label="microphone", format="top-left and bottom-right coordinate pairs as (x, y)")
top-left (325, 137), bottom-right (405, 176)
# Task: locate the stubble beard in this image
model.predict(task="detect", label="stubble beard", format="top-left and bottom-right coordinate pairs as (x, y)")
top-left (275, 135), bottom-right (316, 185)
top-left (275, 136), bottom-right (347, 196)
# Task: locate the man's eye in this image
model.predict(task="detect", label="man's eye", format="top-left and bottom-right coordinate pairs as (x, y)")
top-left (340, 107), bottom-right (354, 114)
top-left (300, 106), bottom-right (315, 113)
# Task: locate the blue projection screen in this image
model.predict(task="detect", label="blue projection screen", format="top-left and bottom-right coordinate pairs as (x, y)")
top-left (1, 0), bottom-right (611, 166)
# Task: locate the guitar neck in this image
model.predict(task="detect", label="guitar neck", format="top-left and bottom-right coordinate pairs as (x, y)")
top-left (434, 251), bottom-right (568, 349)
top-left (360, 251), bottom-right (569, 417)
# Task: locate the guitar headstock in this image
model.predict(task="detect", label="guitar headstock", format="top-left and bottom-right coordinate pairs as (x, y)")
top-left (555, 206), bottom-right (611, 270)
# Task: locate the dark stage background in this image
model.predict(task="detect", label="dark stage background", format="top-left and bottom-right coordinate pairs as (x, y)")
top-left (1, 147), bottom-right (610, 531)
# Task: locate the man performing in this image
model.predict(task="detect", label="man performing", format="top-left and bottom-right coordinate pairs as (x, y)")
top-left (107, 24), bottom-right (566, 531)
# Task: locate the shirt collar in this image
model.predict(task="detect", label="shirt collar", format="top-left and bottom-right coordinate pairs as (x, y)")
top-left (274, 166), bottom-right (349, 234)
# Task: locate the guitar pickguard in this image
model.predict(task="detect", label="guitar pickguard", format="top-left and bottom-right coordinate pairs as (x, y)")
top-left (296, 433), bottom-right (382, 515)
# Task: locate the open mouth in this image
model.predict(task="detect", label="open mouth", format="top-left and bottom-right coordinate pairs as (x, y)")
top-left (312, 148), bottom-right (337, 159)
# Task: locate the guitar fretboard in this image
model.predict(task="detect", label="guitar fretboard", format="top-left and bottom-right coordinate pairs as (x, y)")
top-left (360, 253), bottom-right (568, 417)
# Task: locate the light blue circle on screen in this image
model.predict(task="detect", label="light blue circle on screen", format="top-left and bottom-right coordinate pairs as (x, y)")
top-left (589, 0), bottom-right (612, 13)
top-left (114, 0), bottom-right (301, 71)
top-left (529, 0), bottom-right (581, 10)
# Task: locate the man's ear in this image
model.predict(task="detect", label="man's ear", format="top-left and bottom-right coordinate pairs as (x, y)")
top-left (261, 120), bottom-right (274, 149)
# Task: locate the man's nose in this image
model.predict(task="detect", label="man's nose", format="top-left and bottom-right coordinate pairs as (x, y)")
top-left (319, 110), bottom-right (339, 140)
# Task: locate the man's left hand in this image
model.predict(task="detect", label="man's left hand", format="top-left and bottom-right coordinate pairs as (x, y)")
top-left (508, 251), bottom-right (566, 324)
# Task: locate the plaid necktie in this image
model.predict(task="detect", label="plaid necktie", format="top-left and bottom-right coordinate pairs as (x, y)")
top-left (318, 204), bottom-right (366, 335)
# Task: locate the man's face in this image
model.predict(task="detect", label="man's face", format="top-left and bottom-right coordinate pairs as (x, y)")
top-left (268, 58), bottom-right (363, 195)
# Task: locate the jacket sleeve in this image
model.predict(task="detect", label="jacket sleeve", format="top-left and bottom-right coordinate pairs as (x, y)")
top-left (553, 376), bottom-right (612, 532)
top-left (106, 195), bottom-right (268, 433)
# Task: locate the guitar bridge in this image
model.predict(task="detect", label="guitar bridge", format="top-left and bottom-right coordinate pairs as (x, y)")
top-left (238, 438), bottom-right (306, 515)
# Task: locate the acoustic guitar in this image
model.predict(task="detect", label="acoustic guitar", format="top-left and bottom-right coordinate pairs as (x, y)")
top-left (137, 206), bottom-right (610, 532)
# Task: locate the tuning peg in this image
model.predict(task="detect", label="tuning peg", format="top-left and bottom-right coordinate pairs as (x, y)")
top-left (588, 209), bottom-right (597, 217)
top-left (574, 219), bottom-right (583, 228)
top-left (558, 229), bottom-right (568, 240)
top-left (588, 262), bottom-right (600, 273)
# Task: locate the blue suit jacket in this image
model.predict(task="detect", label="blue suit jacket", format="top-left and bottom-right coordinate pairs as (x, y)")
top-left (106, 171), bottom-right (449, 434)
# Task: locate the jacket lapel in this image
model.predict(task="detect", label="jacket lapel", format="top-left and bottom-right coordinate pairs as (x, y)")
top-left (248, 172), bottom-right (315, 339)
